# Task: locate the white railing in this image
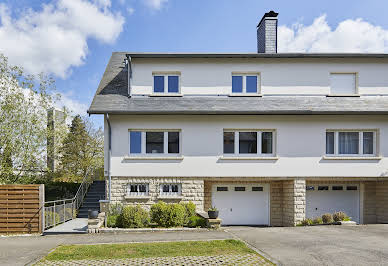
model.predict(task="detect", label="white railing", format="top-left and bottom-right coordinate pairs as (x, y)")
top-left (44, 174), bottom-right (93, 230)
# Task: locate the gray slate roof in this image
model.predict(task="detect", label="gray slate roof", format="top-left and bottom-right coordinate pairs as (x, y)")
top-left (88, 52), bottom-right (388, 115)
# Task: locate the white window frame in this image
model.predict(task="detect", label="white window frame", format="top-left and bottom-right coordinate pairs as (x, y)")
top-left (160, 184), bottom-right (182, 197)
top-left (152, 72), bottom-right (181, 94)
top-left (128, 130), bottom-right (181, 157)
top-left (230, 72), bottom-right (261, 95)
top-left (325, 130), bottom-right (378, 157)
top-left (127, 183), bottom-right (149, 197)
top-left (329, 72), bottom-right (358, 96)
top-left (223, 129), bottom-right (276, 157)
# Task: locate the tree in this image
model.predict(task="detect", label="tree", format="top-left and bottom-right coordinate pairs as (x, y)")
top-left (58, 115), bottom-right (103, 182)
top-left (0, 54), bottom-right (59, 183)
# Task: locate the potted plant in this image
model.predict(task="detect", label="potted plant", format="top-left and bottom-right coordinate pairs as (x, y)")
top-left (208, 206), bottom-right (219, 219)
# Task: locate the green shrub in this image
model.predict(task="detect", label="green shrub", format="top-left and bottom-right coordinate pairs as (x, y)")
top-left (108, 203), bottom-right (123, 216)
top-left (333, 211), bottom-right (349, 222)
top-left (107, 214), bottom-right (122, 227)
top-left (180, 202), bottom-right (196, 224)
top-left (150, 202), bottom-right (186, 227)
top-left (300, 218), bottom-right (313, 226)
top-left (165, 203), bottom-right (186, 227)
top-left (150, 201), bottom-right (168, 226)
top-left (322, 213), bottom-right (333, 223)
top-left (312, 217), bottom-right (323, 225)
top-left (188, 215), bottom-right (207, 228)
top-left (120, 205), bottom-right (150, 228)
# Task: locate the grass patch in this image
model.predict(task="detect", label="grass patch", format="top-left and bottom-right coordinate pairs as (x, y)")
top-left (44, 239), bottom-right (256, 261)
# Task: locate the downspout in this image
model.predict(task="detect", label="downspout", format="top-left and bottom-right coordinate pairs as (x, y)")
top-left (106, 113), bottom-right (112, 202)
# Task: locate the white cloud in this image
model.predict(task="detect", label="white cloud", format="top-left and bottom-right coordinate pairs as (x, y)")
top-left (143, 0), bottom-right (168, 10)
top-left (127, 7), bottom-right (135, 15)
top-left (0, 0), bottom-right (124, 78)
top-left (278, 15), bottom-right (388, 53)
top-left (55, 92), bottom-right (89, 116)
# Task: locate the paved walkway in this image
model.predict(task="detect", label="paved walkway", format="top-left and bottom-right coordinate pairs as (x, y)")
top-left (44, 219), bottom-right (88, 234)
top-left (36, 254), bottom-right (272, 266)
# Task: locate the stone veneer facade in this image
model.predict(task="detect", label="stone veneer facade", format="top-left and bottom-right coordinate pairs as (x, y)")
top-left (109, 177), bottom-right (204, 211)
top-left (107, 177), bottom-right (388, 227)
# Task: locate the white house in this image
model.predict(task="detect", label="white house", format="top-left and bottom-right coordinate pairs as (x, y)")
top-left (88, 11), bottom-right (388, 226)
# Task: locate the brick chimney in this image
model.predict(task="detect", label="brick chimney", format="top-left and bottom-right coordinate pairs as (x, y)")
top-left (257, 11), bottom-right (278, 53)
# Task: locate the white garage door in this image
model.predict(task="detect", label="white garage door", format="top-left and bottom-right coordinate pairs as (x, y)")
top-left (306, 184), bottom-right (360, 223)
top-left (212, 184), bottom-right (269, 225)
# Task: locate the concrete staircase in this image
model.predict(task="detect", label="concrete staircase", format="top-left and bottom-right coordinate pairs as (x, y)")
top-left (77, 180), bottom-right (105, 218)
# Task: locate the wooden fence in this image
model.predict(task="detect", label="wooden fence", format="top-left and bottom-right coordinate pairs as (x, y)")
top-left (0, 184), bottom-right (44, 234)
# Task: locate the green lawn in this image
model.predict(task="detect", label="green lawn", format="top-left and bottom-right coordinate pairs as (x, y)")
top-left (44, 239), bottom-right (258, 261)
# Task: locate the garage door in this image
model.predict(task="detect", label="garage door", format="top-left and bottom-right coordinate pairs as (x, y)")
top-left (306, 184), bottom-right (360, 223)
top-left (211, 184), bottom-right (269, 225)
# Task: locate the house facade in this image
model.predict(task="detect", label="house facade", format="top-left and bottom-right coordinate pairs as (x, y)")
top-left (88, 11), bottom-right (388, 226)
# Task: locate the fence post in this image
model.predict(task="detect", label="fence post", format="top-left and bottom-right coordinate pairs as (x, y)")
top-left (39, 184), bottom-right (45, 234)
top-left (53, 202), bottom-right (56, 227)
top-left (63, 200), bottom-right (66, 223)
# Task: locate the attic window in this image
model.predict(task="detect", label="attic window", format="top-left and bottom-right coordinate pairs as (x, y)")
top-left (153, 73), bottom-right (180, 93)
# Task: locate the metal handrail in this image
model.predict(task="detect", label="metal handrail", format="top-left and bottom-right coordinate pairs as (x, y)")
top-left (43, 171), bottom-right (94, 230)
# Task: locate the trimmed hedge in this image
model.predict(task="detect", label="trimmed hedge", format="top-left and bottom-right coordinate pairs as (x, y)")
top-left (188, 215), bottom-right (207, 228)
top-left (150, 202), bottom-right (186, 227)
top-left (121, 205), bottom-right (150, 228)
top-left (180, 202), bottom-right (196, 224)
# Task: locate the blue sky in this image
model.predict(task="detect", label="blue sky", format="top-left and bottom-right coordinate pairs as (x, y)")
top-left (1, 0), bottom-right (388, 127)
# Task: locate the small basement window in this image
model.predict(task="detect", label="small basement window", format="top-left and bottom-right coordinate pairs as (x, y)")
top-left (318, 186), bottom-right (329, 191)
top-left (160, 184), bottom-right (181, 196)
top-left (252, 186), bottom-right (263, 191)
top-left (234, 187), bottom-right (246, 191)
top-left (332, 186), bottom-right (343, 191)
top-left (347, 186), bottom-right (358, 191)
top-left (306, 186), bottom-right (315, 191)
top-left (217, 187), bottom-right (228, 191)
top-left (128, 184), bottom-right (149, 196)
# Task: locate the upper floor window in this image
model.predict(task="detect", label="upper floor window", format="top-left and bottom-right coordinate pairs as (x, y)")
top-left (223, 130), bottom-right (275, 156)
top-left (129, 130), bottom-right (180, 155)
top-left (153, 73), bottom-right (180, 93)
top-left (232, 73), bottom-right (260, 94)
top-left (326, 130), bottom-right (376, 156)
top-left (330, 73), bottom-right (357, 95)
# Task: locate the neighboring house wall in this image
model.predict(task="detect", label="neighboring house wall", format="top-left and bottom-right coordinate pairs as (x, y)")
top-left (104, 114), bottom-right (388, 178)
top-left (130, 58), bottom-right (388, 96)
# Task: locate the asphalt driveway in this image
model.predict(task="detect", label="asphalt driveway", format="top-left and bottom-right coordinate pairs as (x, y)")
top-left (226, 224), bottom-right (388, 266)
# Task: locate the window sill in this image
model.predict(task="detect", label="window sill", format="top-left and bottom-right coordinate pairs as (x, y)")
top-left (326, 94), bottom-right (360, 97)
top-left (149, 93), bottom-right (183, 97)
top-left (124, 156), bottom-right (184, 160)
top-left (157, 195), bottom-right (183, 200)
top-left (229, 93), bottom-right (262, 97)
top-left (219, 156), bottom-right (279, 160)
top-left (322, 156), bottom-right (382, 160)
top-left (124, 195), bottom-right (151, 200)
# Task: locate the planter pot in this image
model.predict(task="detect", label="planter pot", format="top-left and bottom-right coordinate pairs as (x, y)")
top-left (208, 210), bottom-right (219, 219)
top-left (88, 210), bottom-right (99, 219)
